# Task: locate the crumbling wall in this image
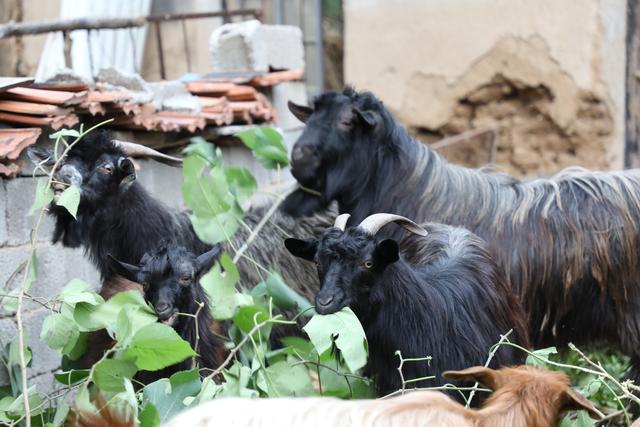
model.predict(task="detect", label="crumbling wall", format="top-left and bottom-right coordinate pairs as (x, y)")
top-left (344, 0), bottom-right (626, 176)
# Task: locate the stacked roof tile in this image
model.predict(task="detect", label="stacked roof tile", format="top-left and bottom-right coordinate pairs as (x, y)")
top-left (0, 69), bottom-right (304, 177)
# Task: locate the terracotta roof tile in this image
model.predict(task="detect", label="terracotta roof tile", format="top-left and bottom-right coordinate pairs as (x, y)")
top-left (0, 77), bottom-right (34, 92)
top-left (4, 87), bottom-right (87, 105)
top-left (0, 111), bottom-right (79, 129)
top-left (0, 128), bottom-right (41, 160)
top-left (0, 161), bottom-right (21, 178)
top-left (0, 100), bottom-right (72, 116)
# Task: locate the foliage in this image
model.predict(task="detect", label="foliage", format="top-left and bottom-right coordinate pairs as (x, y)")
top-left (2, 123), bottom-right (636, 427)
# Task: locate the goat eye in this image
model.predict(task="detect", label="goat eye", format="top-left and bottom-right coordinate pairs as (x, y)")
top-left (363, 260), bottom-right (374, 269)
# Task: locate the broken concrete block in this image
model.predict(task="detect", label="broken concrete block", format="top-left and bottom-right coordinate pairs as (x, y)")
top-left (209, 20), bottom-right (305, 72)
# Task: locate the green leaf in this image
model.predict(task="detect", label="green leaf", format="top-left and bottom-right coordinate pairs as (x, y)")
top-left (182, 156), bottom-right (231, 217)
top-left (7, 388), bottom-right (44, 416)
top-left (182, 137), bottom-right (220, 165)
top-left (40, 313), bottom-right (79, 352)
top-left (303, 308), bottom-right (368, 373)
top-left (28, 178), bottom-right (53, 216)
top-left (264, 273), bottom-right (314, 313)
top-left (54, 369), bottom-right (90, 386)
top-left (143, 370), bottom-right (201, 423)
top-left (49, 128), bottom-right (80, 139)
top-left (72, 302), bottom-right (105, 332)
top-left (189, 206), bottom-right (241, 245)
top-left (233, 305), bottom-right (270, 336)
top-left (90, 290), bottom-right (156, 334)
top-left (139, 402), bottom-right (161, 427)
top-left (200, 252), bottom-right (244, 319)
top-left (262, 359), bottom-right (313, 397)
top-left (124, 323), bottom-right (196, 371)
top-left (55, 185), bottom-right (80, 219)
top-left (218, 362), bottom-right (259, 398)
top-left (9, 333), bottom-right (31, 367)
top-left (59, 279), bottom-right (103, 307)
top-left (237, 126), bottom-right (289, 169)
top-left (93, 359), bottom-right (138, 392)
top-left (526, 347), bottom-right (558, 366)
top-left (225, 167), bottom-right (257, 203)
top-left (51, 402), bottom-right (70, 427)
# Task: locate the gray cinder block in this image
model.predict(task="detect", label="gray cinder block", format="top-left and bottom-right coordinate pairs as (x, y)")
top-left (209, 20), bottom-right (305, 72)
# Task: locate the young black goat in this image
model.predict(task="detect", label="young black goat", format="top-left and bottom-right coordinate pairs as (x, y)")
top-left (108, 244), bottom-right (226, 380)
top-left (286, 213), bottom-right (529, 400)
top-left (283, 87), bottom-right (640, 383)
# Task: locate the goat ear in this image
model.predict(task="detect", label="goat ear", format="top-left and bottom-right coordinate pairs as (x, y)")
top-left (288, 101), bottom-right (313, 123)
top-left (117, 157), bottom-right (136, 187)
top-left (196, 246), bottom-right (222, 275)
top-left (27, 146), bottom-right (55, 167)
top-left (284, 238), bottom-right (318, 261)
top-left (443, 366), bottom-right (500, 390)
top-left (563, 389), bottom-right (601, 420)
top-left (107, 254), bottom-right (141, 282)
top-left (352, 107), bottom-right (377, 128)
top-left (373, 239), bottom-right (399, 266)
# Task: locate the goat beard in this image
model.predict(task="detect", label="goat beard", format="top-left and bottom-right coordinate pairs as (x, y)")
top-left (162, 313), bottom-right (178, 326)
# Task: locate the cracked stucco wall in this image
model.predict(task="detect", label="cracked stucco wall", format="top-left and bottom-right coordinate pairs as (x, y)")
top-left (344, 0), bottom-right (627, 176)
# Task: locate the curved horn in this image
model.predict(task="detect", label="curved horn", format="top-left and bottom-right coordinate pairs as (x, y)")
top-left (333, 213), bottom-right (351, 231)
top-left (358, 213), bottom-right (428, 237)
top-left (112, 139), bottom-right (183, 167)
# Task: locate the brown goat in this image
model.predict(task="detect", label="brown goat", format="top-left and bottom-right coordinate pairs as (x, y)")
top-left (160, 365), bottom-right (599, 427)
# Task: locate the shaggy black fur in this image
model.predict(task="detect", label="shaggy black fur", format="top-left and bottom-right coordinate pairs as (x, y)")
top-left (109, 244), bottom-right (225, 380)
top-left (283, 87), bottom-right (640, 383)
top-left (286, 222), bottom-right (529, 401)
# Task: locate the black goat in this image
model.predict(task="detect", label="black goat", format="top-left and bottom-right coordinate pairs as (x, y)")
top-left (108, 244), bottom-right (226, 380)
top-left (283, 87), bottom-right (640, 383)
top-left (28, 131), bottom-right (334, 300)
top-left (286, 213), bottom-right (529, 400)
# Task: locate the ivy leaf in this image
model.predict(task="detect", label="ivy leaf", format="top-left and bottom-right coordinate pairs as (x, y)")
top-left (237, 126), bottom-right (289, 169)
top-left (124, 323), bottom-right (196, 371)
top-left (526, 346), bottom-right (558, 366)
top-left (182, 156), bottom-right (231, 217)
top-left (200, 252), bottom-right (244, 319)
top-left (262, 359), bottom-right (313, 397)
top-left (303, 308), bottom-right (368, 373)
top-left (189, 204), bottom-right (241, 245)
top-left (28, 178), bottom-right (53, 216)
top-left (218, 362), bottom-right (259, 398)
top-left (264, 273), bottom-right (314, 313)
top-left (139, 402), bottom-right (161, 427)
top-left (93, 359), bottom-right (138, 392)
top-left (143, 370), bottom-right (201, 423)
top-left (55, 185), bottom-right (81, 219)
top-left (54, 369), bottom-right (90, 386)
top-left (233, 304), bottom-right (270, 337)
top-left (40, 313), bottom-right (79, 353)
top-left (225, 167), bottom-right (257, 203)
top-left (90, 290), bottom-right (156, 335)
top-left (59, 279), bottom-right (103, 307)
top-left (49, 128), bottom-right (80, 139)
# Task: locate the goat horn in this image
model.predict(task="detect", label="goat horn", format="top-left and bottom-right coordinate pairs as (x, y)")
top-left (112, 139), bottom-right (183, 167)
top-left (358, 213), bottom-right (428, 236)
top-left (333, 213), bottom-right (351, 231)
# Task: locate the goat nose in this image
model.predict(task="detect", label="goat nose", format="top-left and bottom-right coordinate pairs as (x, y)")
top-left (291, 145), bottom-right (306, 163)
top-left (155, 302), bottom-right (170, 314)
top-left (316, 295), bottom-right (334, 308)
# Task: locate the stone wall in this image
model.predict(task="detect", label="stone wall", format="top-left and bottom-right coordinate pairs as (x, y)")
top-left (344, 0), bottom-right (627, 176)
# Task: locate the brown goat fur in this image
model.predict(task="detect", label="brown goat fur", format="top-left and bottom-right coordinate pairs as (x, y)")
top-left (160, 365), bottom-right (599, 427)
